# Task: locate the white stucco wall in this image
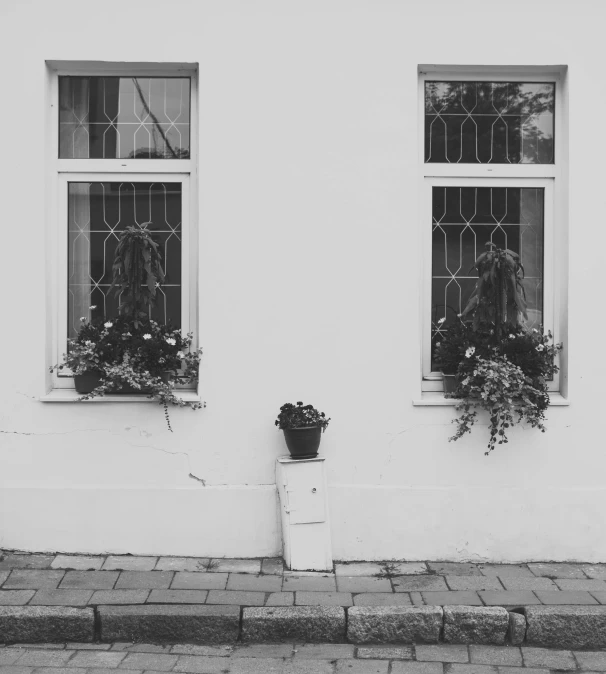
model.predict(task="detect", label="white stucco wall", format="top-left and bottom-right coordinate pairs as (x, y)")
top-left (1, 0), bottom-right (604, 562)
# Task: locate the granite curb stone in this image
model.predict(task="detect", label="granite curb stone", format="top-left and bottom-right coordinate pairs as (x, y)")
top-left (347, 606), bottom-right (442, 644)
top-left (443, 606), bottom-right (509, 645)
top-left (525, 605), bottom-right (606, 649)
top-left (98, 604), bottom-right (240, 643)
top-left (242, 606), bottom-right (345, 643)
top-left (0, 606), bottom-right (94, 643)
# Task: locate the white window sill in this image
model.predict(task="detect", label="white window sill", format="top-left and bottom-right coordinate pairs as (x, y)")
top-left (412, 392), bottom-right (569, 406)
top-left (40, 389), bottom-right (201, 403)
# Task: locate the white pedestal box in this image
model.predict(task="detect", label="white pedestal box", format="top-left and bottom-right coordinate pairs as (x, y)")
top-left (276, 456), bottom-right (333, 572)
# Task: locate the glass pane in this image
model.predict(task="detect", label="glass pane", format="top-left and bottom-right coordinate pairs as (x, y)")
top-left (59, 77), bottom-right (190, 159)
top-left (425, 82), bottom-right (554, 164)
top-left (67, 182), bottom-right (182, 338)
top-left (431, 186), bottom-right (544, 369)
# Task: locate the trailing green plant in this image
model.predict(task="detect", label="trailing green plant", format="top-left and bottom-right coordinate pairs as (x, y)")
top-left (109, 225), bottom-right (165, 326)
top-left (275, 402), bottom-right (330, 431)
top-left (50, 316), bottom-right (203, 431)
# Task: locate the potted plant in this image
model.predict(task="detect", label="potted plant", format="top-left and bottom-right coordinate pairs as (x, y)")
top-left (50, 224), bottom-right (203, 431)
top-left (275, 402), bottom-right (330, 459)
top-left (435, 242), bottom-right (562, 454)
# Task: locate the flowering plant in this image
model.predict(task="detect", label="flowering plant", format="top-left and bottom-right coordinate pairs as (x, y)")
top-left (50, 315), bottom-right (203, 431)
top-left (275, 402), bottom-right (330, 431)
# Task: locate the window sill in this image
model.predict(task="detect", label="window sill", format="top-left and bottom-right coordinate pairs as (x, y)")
top-left (40, 389), bottom-right (201, 403)
top-left (412, 392), bottom-right (569, 406)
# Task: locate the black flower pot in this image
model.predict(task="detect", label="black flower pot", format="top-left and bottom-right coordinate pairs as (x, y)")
top-left (442, 372), bottom-right (459, 395)
top-left (283, 426), bottom-right (322, 460)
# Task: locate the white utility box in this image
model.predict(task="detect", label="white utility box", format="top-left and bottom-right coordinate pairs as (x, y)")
top-left (276, 456), bottom-right (333, 572)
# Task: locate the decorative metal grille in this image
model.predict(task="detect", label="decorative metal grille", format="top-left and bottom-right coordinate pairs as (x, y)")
top-left (425, 82), bottom-right (554, 164)
top-left (431, 186), bottom-right (544, 370)
top-left (67, 182), bottom-right (182, 337)
top-left (59, 77), bottom-right (190, 159)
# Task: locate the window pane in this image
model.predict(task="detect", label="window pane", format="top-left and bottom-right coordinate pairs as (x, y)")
top-left (425, 82), bottom-right (554, 164)
top-left (59, 77), bottom-right (190, 159)
top-left (431, 186), bottom-right (544, 369)
top-left (67, 182), bottom-right (182, 338)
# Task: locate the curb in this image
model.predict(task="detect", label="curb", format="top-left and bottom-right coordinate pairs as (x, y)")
top-left (0, 604), bottom-right (606, 647)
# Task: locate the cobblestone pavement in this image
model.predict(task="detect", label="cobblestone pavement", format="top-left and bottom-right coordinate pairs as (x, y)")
top-left (0, 641), bottom-right (603, 674)
top-left (1, 553), bottom-right (605, 608)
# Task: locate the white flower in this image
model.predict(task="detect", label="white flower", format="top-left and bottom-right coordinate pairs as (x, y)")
top-left (508, 334), bottom-right (515, 339)
top-left (165, 337), bottom-right (176, 346)
top-left (80, 316), bottom-right (86, 322)
top-left (536, 344), bottom-right (544, 351)
top-left (465, 346), bottom-right (476, 358)
top-left (89, 305), bottom-right (97, 310)
top-left (104, 321), bottom-right (113, 328)
top-left (435, 342), bottom-right (441, 348)
top-left (437, 317), bottom-right (446, 325)
top-left (177, 351), bottom-right (185, 358)
top-left (84, 340), bottom-right (93, 346)
top-left (143, 333), bottom-right (152, 340)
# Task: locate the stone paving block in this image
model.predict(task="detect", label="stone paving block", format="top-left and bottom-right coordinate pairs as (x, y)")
top-left (210, 559), bottom-right (261, 574)
top-left (0, 591), bottom-right (35, 606)
top-left (508, 612), bottom-right (526, 645)
top-left (478, 565), bottom-right (534, 578)
top-left (29, 590), bottom-right (93, 606)
top-left (336, 563), bottom-right (427, 577)
top-left (525, 605), bottom-right (606, 648)
top-left (447, 665), bottom-right (498, 674)
top-left (422, 591), bottom-right (482, 606)
top-left (535, 590), bottom-right (598, 604)
top-left (495, 669), bottom-right (547, 674)
top-left (528, 563), bottom-right (588, 579)
top-left (13, 649), bottom-right (75, 666)
top-left (479, 591), bottom-right (539, 606)
top-left (170, 645), bottom-right (234, 656)
top-left (335, 660), bottom-right (388, 673)
top-left (427, 563), bottom-right (481, 576)
top-left (0, 556), bottom-right (55, 571)
top-left (115, 572), bottom-right (173, 590)
top-left (296, 591), bottom-right (352, 606)
top-left (582, 565), bottom-right (606, 580)
top-left (60, 571), bottom-right (119, 590)
top-left (110, 643), bottom-right (172, 652)
top-left (7, 644), bottom-right (66, 649)
top-left (0, 650), bottom-right (23, 665)
top-left (336, 576), bottom-right (392, 593)
top-left (69, 650), bottom-right (127, 667)
top-left (233, 658), bottom-right (334, 674)
top-left (446, 577), bottom-right (503, 591)
top-left (3, 571), bottom-right (65, 590)
top-left (173, 654), bottom-right (238, 673)
top-left (171, 572), bottom-right (228, 590)
top-left (357, 646), bottom-right (413, 659)
top-left (590, 591), bottom-right (606, 604)
top-left (555, 578), bottom-right (606, 591)
top-left (0, 667), bottom-right (36, 674)
top-left (415, 644), bottom-right (469, 662)
top-left (147, 590), bottom-right (208, 604)
top-left (66, 643), bottom-right (112, 650)
top-left (242, 606), bottom-right (345, 643)
top-left (469, 645), bottom-right (522, 666)
top-left (206, 590), bottom-right (266, 606)
top-left (444, 606), bottom-right (509, 645)
top-left (521, 647), bottom-right (576, 669)
top-left (266, 592), bottom-right (294, 606)
top-left (119, 652), bottom-right (178, 670)
top-left (99, 604), bottom-right (240, 643)
top-left (226, 574), bottom-right (282, 592)
top-left (410, 592), bottom-right (424, 606)
top-left (499, 578), bottom-right (556, 591)
top-left (0, 571), bottom-right (11, 585)
top-left (282, 575), bottom-right (337, 592)
top-left (90, 590), bottom-right (149, 605)
top-left (87, 669), bottom-right (141, 674)
top-left (0, 606), bottom-right (94, 642)
top-left (353, 593), bottom-right (412, 606)
top-left (573, 651), bottom-right (606, 671)
top-left (154, 558), bottom-right (209, 572)
top-left (391, 663), bottom-right (443, 674)
top-left (51, 556), bottom-right (104, 571)
top-left (393, 576), bottom-right (448, 592)
top-left (233, 644), bottom-right (294, 658)
top-left (348, 605), bottom-right (442, 644)
top-left (261, 559), bottom-right (284, 576)
top-left (102, 557), bottom-right (158, 572)
top-left (294, 644), bottom-right (354, 658)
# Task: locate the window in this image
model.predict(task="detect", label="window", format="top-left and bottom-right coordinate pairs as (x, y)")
top-left (418, 67), bottom-right (567, 396)
top-left (46, 62), bottom-right (198, 394)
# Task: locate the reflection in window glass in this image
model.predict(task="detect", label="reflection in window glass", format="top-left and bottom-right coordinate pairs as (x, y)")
top-left (425, 82), bottom-right (554, 164)
top-left (431, 187), bottom-right (544, 369)
top-left (67, 182), bottom-right (182, 337)
top-left (59, 77), bottom-right (190, 159)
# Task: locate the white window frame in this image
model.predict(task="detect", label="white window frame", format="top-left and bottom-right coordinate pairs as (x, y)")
top-left (44, 61), bottom-right (199, 400)
top-left (416, 65), bottom-right (568, 403)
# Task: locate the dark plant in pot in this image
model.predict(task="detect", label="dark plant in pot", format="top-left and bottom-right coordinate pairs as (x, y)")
top-left (275, 402), bottom-right (330, 459)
